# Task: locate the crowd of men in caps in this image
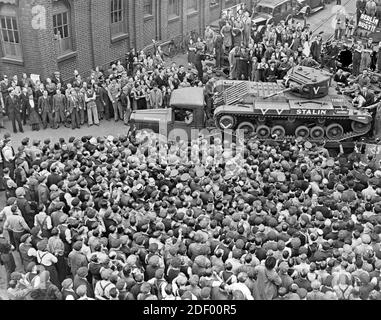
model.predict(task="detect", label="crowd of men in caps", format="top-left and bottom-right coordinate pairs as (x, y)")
top-left (0, 3), bottom-right (381, 301)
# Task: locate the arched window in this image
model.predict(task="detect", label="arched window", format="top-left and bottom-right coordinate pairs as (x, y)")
top-left (0, 4), bottom-right (22, 60)
top-left (53, 0), bottom-right (73, 55)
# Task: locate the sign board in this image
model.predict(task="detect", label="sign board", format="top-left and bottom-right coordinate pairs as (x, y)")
top-left (222, 2), bottom-right (245, 17)
top-left (356, 13), bottom-right (379, 37)
top-left (363, 143), bottom-right (381, 167)
top-left (30, 74), bottom-right (40, 84)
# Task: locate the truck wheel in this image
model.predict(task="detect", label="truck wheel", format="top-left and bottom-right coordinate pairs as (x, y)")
top-left (218, 115), bottom-right (236, 130)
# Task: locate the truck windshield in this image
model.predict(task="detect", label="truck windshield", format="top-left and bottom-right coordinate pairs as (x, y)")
top-left (256, 5), bottom-right (273, 15)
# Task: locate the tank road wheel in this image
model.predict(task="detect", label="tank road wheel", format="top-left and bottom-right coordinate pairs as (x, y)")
top-left (256, 125), bottom-right (271, 139)
top-left (218, 115), bottom-right (236, 130)
top-left (351, 121), bottom-right (372, 134)
top-left (237, 122), bottom-right (256, 135)
top-left (326, 123), bottom-right (344, 140)
top-left (310, 126), bottom-right (325, 140)
top-left (271, 125), bottom-right (286, 139)
top-left (295, 126), bottom-right (310, 139)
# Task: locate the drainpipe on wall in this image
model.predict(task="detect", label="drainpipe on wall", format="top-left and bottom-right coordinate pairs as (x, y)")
top-left (89, 0), bottom-right (96, 69)
top-left (133, 0), bottom-right (137, 50)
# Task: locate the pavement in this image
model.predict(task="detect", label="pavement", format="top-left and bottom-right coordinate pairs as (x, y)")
top-left (0, 1), bottom-right (356, 299)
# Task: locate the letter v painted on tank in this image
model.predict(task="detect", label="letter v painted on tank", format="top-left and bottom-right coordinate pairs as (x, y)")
top-left (260, 109), bottom-right (284, 115)
top-left (260, 108), bottom-right (270, 115)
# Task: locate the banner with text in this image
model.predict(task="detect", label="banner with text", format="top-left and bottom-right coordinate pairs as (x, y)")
top-left (356, 13), bottom-right (379, 37)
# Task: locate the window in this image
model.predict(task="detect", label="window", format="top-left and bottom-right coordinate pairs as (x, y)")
top-left (187, 0), bottom-right (198, 12)
top-left (168, 0), bottom-right (180, 17)
top-left (53, 11), bottom-right (72, 55)
top-left (144, 0), bottom-right (153, 16)
top-left (0, 5), bottom-right (22, 61)
top-left (110, 0), bottom-right (126, 37)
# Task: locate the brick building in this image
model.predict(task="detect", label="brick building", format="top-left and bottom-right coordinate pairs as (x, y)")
top-left (0, 0), bottom-right (254, 82)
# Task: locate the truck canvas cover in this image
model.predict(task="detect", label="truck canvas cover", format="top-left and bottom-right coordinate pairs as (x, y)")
top-left (170, 87), bottom-right (205, 109)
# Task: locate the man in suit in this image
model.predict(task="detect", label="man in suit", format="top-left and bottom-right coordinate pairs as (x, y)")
top-left (148, 83), bottom-right (163, 109)
top-left (119, 86), bottom-right (131, 125)
top-left (5, 90), bottom-right (23, 133)
top-left (38, 90), bottom-right (54, 129)
top-left (1, 75), bottom-right (11, 115)
top-left (34, 83), bottom-right (45, 104)
top-left (67, 89), bottom-right (80, 129)
top-left (52, 88), bottom-right (67, 129)
top-left (194, 48), bottom-right (206, 80)
top-left (19, 87), bottom-right (29, 125)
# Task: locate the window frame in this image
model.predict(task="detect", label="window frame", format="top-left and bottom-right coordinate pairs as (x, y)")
top-left (110, 0), bottom-right (127, 40)
top-left (0, 6), bottom-right (23, 63)
top-left (187, 0), bottom-right (198, 14)
top-left (52, 1), bottom-right (75, 60)
top-left (143, 0), bottom-right (153, 17)
top-left (168, 0), bottom-right (180, 20)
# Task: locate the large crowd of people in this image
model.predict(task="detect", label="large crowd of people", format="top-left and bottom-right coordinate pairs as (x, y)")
top-left (0, 123), bottom-right (380, 300)
top-left (1, 2), bottom-right (381, 301)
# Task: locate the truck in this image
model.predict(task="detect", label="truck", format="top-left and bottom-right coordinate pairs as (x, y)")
top-left (129, 87), bottom-right (209, 142)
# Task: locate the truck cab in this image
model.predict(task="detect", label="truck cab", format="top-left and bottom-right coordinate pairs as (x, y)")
top-left (129, 87), bottom-right (206, 142)
top-left (252, 0), bottom-right (297, 26)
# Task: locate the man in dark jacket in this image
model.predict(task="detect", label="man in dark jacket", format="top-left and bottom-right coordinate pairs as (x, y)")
top-left (16, 187), bottom-right (35, 229)
top-left (310, 35), bottom-right (322, 63)
top-left (19, 87), bottom-right (29, 126)
top-left (38, 90), bottom-right (54, 129)
top-left (194, 49), bottom-right (206, 80)
top-left (5, 90), bottom-right (23, 133)
top-left (47, 166), bottom-right (63, 189)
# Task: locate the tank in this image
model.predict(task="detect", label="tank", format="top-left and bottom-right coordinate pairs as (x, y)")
top-left (213, 66), bottom-right (373, 142)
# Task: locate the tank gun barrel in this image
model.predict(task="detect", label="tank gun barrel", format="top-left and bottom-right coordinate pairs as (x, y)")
top-left (263, 85), bottom-right (303, 100)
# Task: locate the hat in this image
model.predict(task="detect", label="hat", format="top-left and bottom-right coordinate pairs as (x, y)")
top-left (15, 187), bottom-right (25, 197)
top-left (20, 234), bottom-right (31, 243)
top-left (6, 197), bottom-right (16, 206)
top-left (170, 169), bottom-right (179, 178)
top-left (196, 167), bottom-right (205, 177)
top-left (77, 267), bottom-right (88, 277)
top-left (304, 142), bottom-right (312, 149)
top-left (277, 172), bottom-right (286, 182)
top-left (62, 278), bottom-right (73, 289)
top-left (181, 173), bottom-right (190, 182)
top-left (116, 279), bottom-right (126, 291)
top-left (73, 241), bottom-right (82, 251)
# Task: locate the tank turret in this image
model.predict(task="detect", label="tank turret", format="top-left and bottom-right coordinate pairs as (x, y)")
top-left (213, 66), bottom-right (373, 142)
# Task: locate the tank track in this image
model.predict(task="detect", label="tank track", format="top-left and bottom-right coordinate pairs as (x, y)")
top-left (214, 113), bottom-right (372, 143)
